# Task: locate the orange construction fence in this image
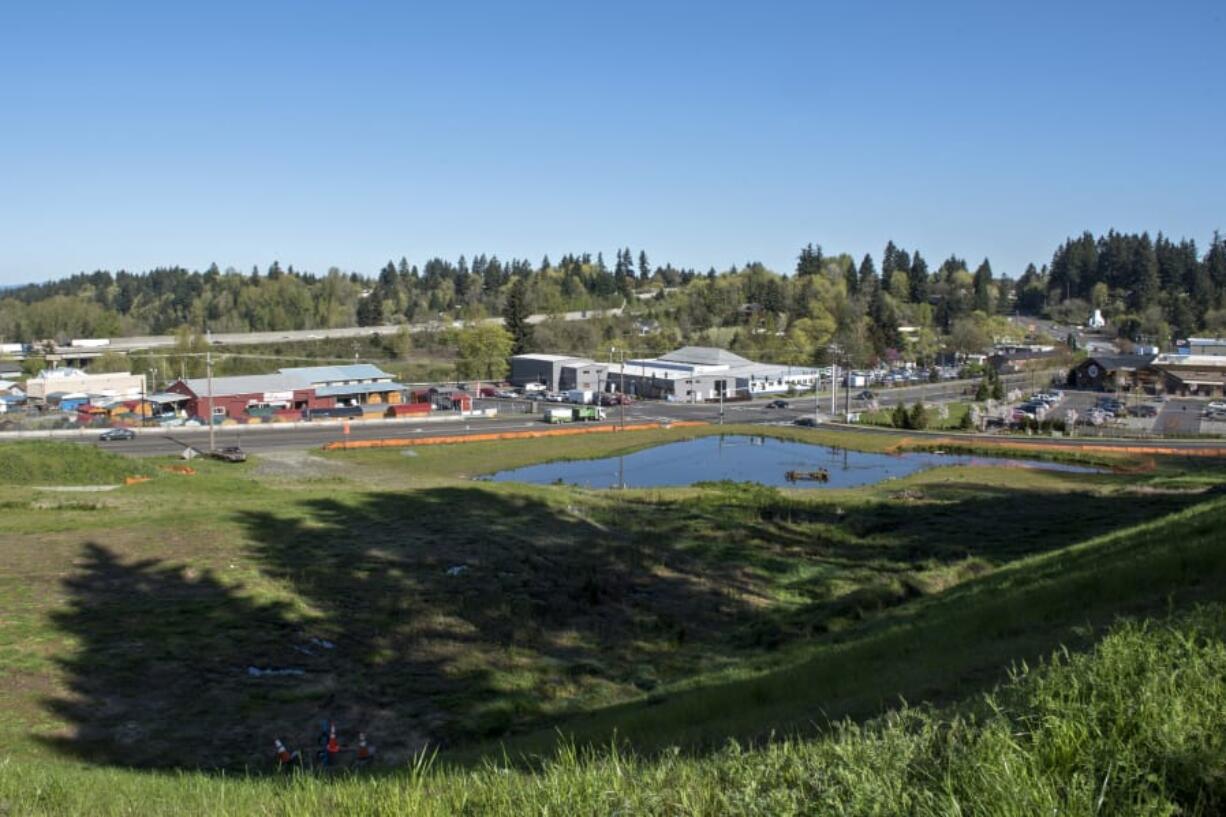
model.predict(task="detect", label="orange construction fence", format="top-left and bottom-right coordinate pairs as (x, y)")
top-left (323, 421), bottom-right (709, 450)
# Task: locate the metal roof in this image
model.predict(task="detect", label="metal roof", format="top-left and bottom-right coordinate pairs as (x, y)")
top-left (279, 364), bottom-right (392, 383)
top-left (313, 381), bottom-right (407, 397)
top-left (511, 354), bottom-right (593, 364)
top-left (147, 391), bottom-right (190, 403)
top-left (179, 373), bottom-right (305, 397)
top-left (1081, 354), bottom-right (1156, 371)
top-left (658, 346), bottom-right (754, 367)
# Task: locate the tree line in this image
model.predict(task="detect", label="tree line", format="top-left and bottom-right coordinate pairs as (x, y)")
top-left (2, 230), bottom-right (1223, 368)
top-left (1015, 231), bottom-right (1226, 346)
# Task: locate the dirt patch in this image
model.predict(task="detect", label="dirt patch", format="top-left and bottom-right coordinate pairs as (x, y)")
top-left (253, 451), bottom-right (350, 479)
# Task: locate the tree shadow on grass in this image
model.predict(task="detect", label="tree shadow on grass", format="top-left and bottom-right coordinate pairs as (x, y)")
top-left (41, 477), bottom-right (1209, 772)
top-left (41, 543), bottom-right (298, 769)
top-left (40, 486), bottom-right (758, 771)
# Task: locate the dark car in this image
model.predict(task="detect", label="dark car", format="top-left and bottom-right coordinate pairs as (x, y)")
top-left (793, 416), bottom-right (818, 427)
top-left (1132, 405), bottom-right (1158, 418)
top-left (99, 427), bottom-right (136, 441)
top-left (209, 446), bottom-right (247, 463)
top-left (766, 399), bottom-right (790, 409)
top-left (855, 390), bottom-right (876, 401)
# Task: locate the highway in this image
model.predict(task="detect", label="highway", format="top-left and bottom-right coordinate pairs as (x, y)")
top-left (74, 371), bottom-right (1226, 458)
top-left (50, 304), bottom-right (626, 355)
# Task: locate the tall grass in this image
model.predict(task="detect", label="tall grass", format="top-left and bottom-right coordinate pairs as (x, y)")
top-left (3, 604), bottom-right (1225, 816)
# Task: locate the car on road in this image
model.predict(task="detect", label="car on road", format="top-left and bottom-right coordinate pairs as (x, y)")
top-left (765, 399), bottom-right (790, 409)
top-left (99, 427), bottom-right (136, 442)
top-left (209, 446), bottom-right (247, 463)
top-left (1132, 405), bottom-right (1158, 418)
top-left (792, 416), bottom-right (818, 427)
top-left (494, 389), bottom-right (517, 399)
top-left (1207, 401), bottom-right (1226, 412)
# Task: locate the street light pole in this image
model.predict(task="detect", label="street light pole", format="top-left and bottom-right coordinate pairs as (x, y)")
top-left (206, 330), bottom-right (215, 454)
top-left (619, 349), bottom-right (626, 430)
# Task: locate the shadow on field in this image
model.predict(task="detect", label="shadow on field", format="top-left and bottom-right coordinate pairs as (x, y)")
top-left (41, 543), bottom-right (296, 769)
top-left (41, 486), bottom-right (754, 771)
top-left (41, 476), bottom-right (1212, 772)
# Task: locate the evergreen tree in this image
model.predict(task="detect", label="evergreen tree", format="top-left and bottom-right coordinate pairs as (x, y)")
top-left (891, 402), bottom-right (910, 429)
top-left (638, 250), bottom-right (651, 281)
top-left (908, 252), bottom-right (929, 303)
top-left (973, 258), bottom-right (993, 313)
top-left (796, 243), bottom-right (824, 277)
top-left (882, 241), bottom-right (899, 278)
top-left (857, 254), bottom-right (877, 295)
top-left (356, 292), bottom-right (384, 327)
top-left (844, 260), bottom-right (859, 296)
top-left (502, 276), bottom-right (533, 355)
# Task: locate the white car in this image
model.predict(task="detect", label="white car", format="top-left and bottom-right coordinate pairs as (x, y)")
top-left (1207, 401), bottom-right (1226, 412)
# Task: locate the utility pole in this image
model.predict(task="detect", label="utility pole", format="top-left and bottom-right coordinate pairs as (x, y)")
top-left (619, 348), bottom-right (626, 430)
top-left (844, 367), bottom-right (851, 421)
top-left (206, 330), bottom-right (215, 453)
top-left (831, 361), bottom-right (838, 416)
top-left (814, 369), bottom-right (820, 424)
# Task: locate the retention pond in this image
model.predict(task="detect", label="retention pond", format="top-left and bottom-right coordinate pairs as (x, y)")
top-left (485, 435), bottom-right (1101, 489)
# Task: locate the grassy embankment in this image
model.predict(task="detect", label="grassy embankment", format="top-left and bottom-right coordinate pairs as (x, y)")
top-left (0, 430), bottom-right (1224, 814)
top-left (4, 603), bottom-right (1226, 815)
top-left (856, 401), bottom-right (973, 430)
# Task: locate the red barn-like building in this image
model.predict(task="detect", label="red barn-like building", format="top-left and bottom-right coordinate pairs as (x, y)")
top-left (168, 373), bottom-right (333, 421)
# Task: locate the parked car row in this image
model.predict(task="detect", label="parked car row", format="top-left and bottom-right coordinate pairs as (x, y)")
top-left (845, 366), bottom-right (962, 388)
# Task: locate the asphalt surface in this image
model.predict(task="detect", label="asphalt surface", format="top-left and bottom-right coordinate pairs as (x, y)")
top-left (51, 305), bottom-right (626, 355)
top-left (74, 373), bottom-right (1226, 458)
top-left (1155, 399), bottom-right (1204, 435)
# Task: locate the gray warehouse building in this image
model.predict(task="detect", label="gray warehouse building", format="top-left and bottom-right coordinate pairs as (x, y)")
top-left (509, 354), bottom-right (608, 392)
top-left (511, 346), bottom-right (823, 402)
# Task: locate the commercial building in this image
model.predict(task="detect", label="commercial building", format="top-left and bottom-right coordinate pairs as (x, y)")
top-left (1068, 354), bottom-right (1158, 391)
top-left (279, 364), bottom-right (404, 406)
top-left (1150, 354), bottom-right (1226, 398)
top-left (168, 364), bottom-right (405, 420)
top-left (988, 345), bottom-right (1061, 374)
top-left (509, 354), bottom-right (608, 393)
top-left (618, 346), bottom-right (822, 401)
top-left (25, 367), bottom-right (146, 404)
top-left (512, 346), bottom-right (821, 402)
top-left (1179, 338), bottom-right (1226, 357)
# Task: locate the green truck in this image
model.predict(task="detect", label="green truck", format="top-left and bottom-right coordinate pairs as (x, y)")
top-left (544, 406), bottom-right (608, 424)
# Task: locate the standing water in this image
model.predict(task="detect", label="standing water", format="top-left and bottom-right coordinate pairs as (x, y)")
top-left (484, 435), bottom-right (1099, 489)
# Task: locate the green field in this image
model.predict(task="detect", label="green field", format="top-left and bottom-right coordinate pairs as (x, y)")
top-left (1, 429), bottom-right (1225, 814)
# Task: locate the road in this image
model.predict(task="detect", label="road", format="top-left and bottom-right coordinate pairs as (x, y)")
top-left (51, 304), bottom-right (626, 355)
top-left (78, 371), bottom-right (1221, 459)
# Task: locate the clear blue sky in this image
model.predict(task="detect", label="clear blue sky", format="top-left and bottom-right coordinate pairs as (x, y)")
top-left (1, 0), bottom-right (1222, 285)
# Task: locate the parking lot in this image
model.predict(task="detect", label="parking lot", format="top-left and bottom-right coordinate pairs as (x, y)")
top-left (1016, 391), bottom-right (1226, 437)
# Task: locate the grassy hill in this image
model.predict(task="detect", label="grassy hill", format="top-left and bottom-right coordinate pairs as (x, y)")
top-left (0, 441), bottom-right (153, 485)
top-left (0, 430), bottom-right (1224, 814)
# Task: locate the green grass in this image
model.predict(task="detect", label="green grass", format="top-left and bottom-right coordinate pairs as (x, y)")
top-left (1, 433), bottom-right (1225, 813)
top-left (3, 603), bottom-right (1226, 815)
top-left (857, 401), bottom-right (972, 430)
top-left (0, 441), bottom-right (154, 485)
